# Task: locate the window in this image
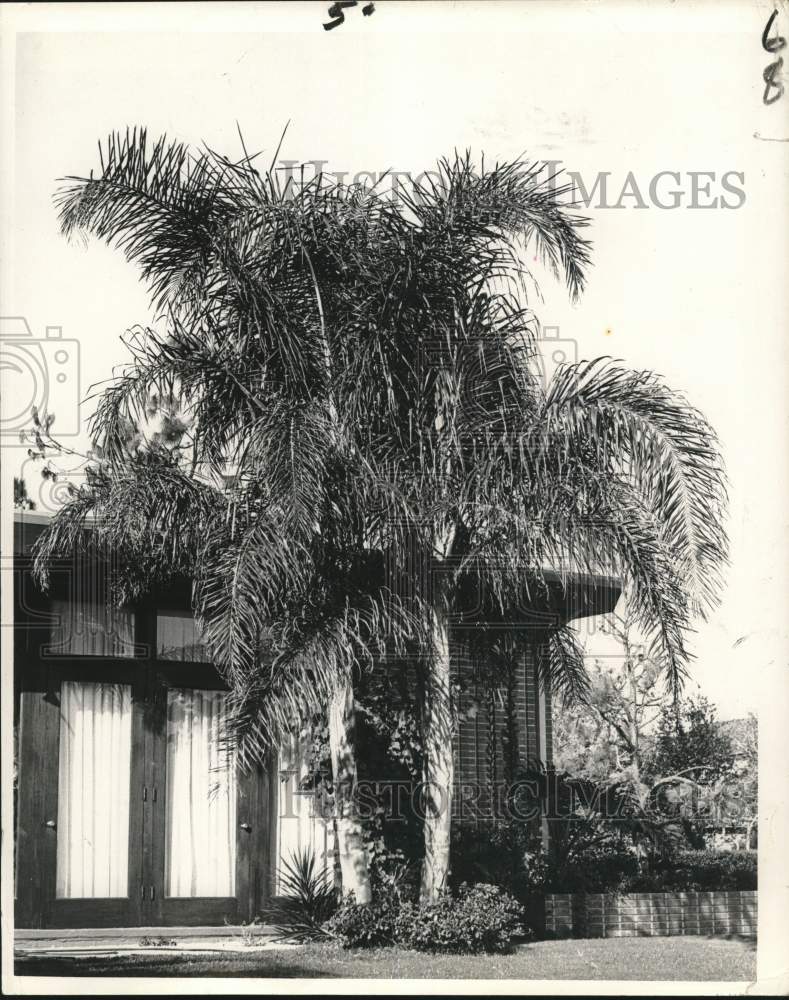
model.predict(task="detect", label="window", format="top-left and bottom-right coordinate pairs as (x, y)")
top-left (157, 610), bottom-right (210, 662)
top-left (56, 681), bottom-right (132, 898)
top-left (164, 689), bottom-right (236, 896)
top-left (49, 599), bottom-right (136, 658)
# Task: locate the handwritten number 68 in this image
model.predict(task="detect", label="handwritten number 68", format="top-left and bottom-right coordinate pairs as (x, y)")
top-left (762, 9), bottom-right (786, 106)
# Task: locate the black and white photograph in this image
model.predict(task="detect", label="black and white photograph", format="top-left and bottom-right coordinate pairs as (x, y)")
top-left (1, 1), bottom-right (787, 994)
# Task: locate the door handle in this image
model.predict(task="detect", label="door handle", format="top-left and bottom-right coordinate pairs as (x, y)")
top-left (240, 822), bottom-right (252, 832)
top-left (45, 820), bottom-right (56, 829)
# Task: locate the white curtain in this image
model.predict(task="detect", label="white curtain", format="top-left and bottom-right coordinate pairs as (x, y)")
top-left (50, 599), bottom-right (135, 658)
top-left (157, 610), bottom-right (210, 662)
top-left (56, 681), bottom-right (132, 899)
top-left (276, 730), bottom-right (333, 891)
top-left (165, 689), bottom-right (236, 897)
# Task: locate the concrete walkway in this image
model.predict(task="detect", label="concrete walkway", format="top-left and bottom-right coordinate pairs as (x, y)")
top-left (15, 926), bottom-right (296, 959)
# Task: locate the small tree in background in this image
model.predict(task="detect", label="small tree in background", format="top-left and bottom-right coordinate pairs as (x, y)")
top-left (13, 477), bottom-right (36, 511)
top-left (723, 713), bottom-right (758, 848)
top-left (647, 694), bottom-right (746, 845)
top-left (552, 608), bottom-right (752, 853)
top-left (553, 607), bottom-right (666, 786)
top-left (649, 694), bottom-right (734, 786)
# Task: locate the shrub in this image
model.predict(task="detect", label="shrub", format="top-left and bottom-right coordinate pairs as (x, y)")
top-left (371, 857), bottom-right (420, 902)
top-left (324, 892), bottom-right (400, 948)
top-left (327, 883), bottom-right (528, 954)
top-left (645, 849), bottom-right (757, 891)
top-left (451, 821), bottom-right (535, 901)
top-left (397, 883), bottom-right (527, 954)
top-left (536, 848), bottom-right (757, 895)
top-left (542, 847), bottom-right (641, 895)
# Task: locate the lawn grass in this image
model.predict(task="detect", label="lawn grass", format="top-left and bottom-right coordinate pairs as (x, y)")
top-left (15, 935), bottom-right (756, 981)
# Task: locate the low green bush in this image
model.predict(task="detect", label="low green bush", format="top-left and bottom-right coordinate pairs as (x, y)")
top-left (645, 849), bottom-right (757, 892)
top-left (324, 893), bottom-right (400, 948)
top-left (538, 849), bottom-right (757, 895)
top-left (538, 847), bottom-right (642, 895)
top-left (397, 883), bottom-right (527, 954)
top-left (325, 882), bottom-right (529, 954)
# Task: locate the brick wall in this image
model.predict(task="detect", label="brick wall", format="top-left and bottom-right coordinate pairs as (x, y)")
top-left (544, 891), bottom-right (757, 938)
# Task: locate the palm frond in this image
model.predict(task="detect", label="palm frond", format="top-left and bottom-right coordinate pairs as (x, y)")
top-left (195, 514), bottom-right (312, 692)
top-left (32, 456), bottom-right (224, 601)
top-left (545, 624), bottom-right (591, 705)
top-left (55, 127), bottom-right (236, 310)
top-left (399, 151), bottom-right (592, 300)
top-left (543, 359), bottom-right (729, 617)
top-left (222, 589), bottom-right (425, 770)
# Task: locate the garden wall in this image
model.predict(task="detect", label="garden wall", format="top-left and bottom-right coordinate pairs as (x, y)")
top-left (544, 891), bottom-right (757, 938)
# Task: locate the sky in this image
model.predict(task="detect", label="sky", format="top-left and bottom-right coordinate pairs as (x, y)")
top-left (2, 1), bottom-right (788, 719)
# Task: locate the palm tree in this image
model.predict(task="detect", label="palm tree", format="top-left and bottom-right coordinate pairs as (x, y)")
top-left (305, 157), bottom-right (728, 899)
top-left (34, 128), bottom-right (428, 903)
top-left (35, 129), bottom-right (728, 905)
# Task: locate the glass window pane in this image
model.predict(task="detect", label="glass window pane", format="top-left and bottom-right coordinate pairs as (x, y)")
top-left (165, 689), bottom-right (236, 897)
top-left (50, 599), bottom-right (135, 658)
top-left (56, 681), bottom-right (132, 898)
top-left (157, 610), bottom-right (210, 662)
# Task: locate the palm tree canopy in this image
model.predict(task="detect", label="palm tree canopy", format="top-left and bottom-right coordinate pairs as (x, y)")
top-left (34, 128), bottom-right (728, 762)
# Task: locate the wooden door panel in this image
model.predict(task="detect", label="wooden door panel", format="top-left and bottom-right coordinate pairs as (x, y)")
top-left (15, 669), bottom-right (62, 928)
top-left (236, 761), bottom-right (272, 923)
top-left (16, 664), bottom-right (146, 929)
top-left (48, 897), bottom-right (144, 930)
top-left (16, 658), bottom-right (271, 928)
top-left (158, 896), bottom-right (240, 927)
top-left (148, 671), bottom-right (269, 926)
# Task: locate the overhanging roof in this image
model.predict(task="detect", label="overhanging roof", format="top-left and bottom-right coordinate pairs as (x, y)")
top-left (13, 512), bottom-right (622, 624)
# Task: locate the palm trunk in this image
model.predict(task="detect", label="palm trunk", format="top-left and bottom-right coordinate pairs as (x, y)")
top-left (419, 613), bottom-right (454, 903)
top-left (307, 260), bottom-right (373, 902)
top-left (328, 674), bottom-right (372, 904)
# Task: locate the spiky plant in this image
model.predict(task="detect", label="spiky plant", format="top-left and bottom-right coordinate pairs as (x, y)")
top-left (261, 848), bottom-right (337, 943)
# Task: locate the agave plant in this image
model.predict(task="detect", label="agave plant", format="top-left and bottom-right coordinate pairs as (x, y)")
top-left (261, 848), bottom-right (338, 943)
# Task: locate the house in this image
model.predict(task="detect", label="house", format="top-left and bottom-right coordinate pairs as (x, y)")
top-left (12, 510), bottom-right (620, 930)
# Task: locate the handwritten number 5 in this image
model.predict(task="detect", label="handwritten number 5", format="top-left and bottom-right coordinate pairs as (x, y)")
top-left (324, 1), bottom-right (354, 31)
top-left (324, 0), bottom-right (375, 31)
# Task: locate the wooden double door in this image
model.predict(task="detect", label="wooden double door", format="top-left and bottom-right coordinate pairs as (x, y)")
top-left (16, 661), bottom-right (271, 929)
